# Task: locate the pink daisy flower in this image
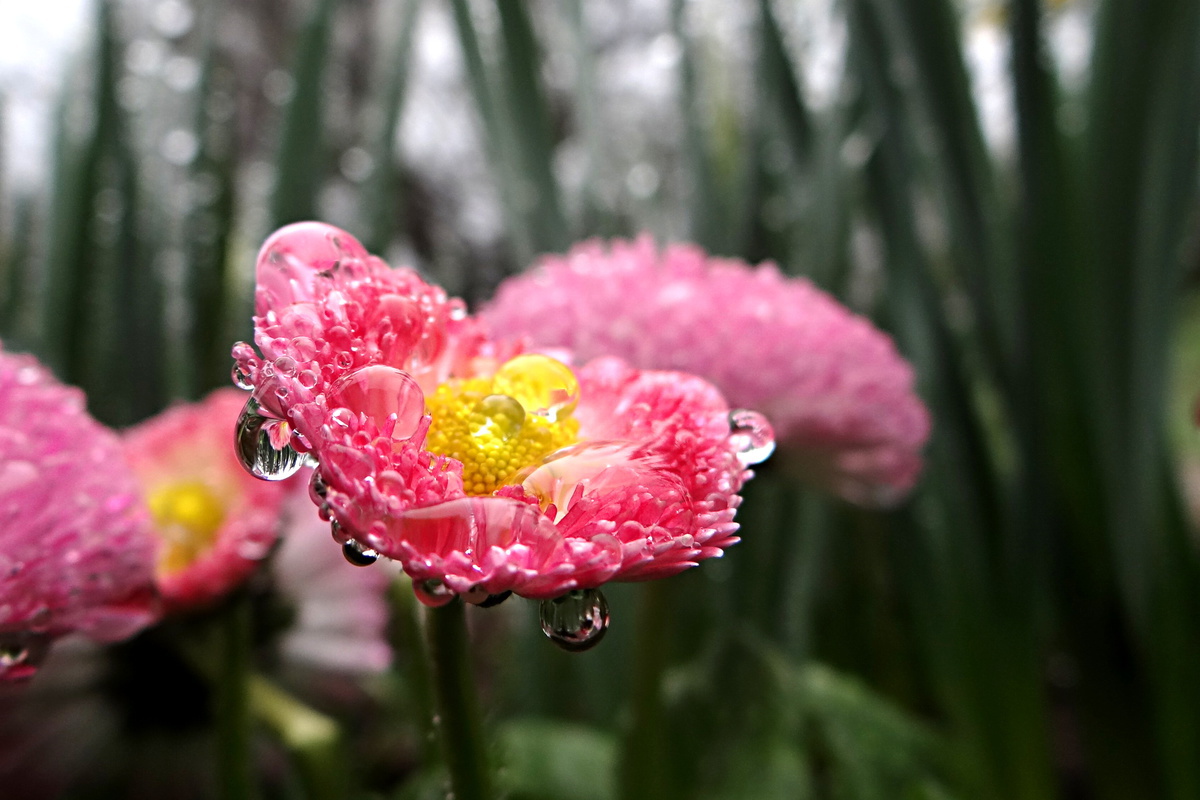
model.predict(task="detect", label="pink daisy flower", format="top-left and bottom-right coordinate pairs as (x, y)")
top-left (0, 346), bottom-right (158, 681)
top-left (481, 236), bottom-right (931, 506)
top-left (233, 223), bottom-right (765, 646)
top-left (121, 388), bottom-right (297, 611)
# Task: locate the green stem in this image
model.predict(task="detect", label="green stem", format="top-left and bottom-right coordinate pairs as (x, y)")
top-left (425, 598), bottom-right (495, 800)
top-left (215, 598), bottom-right (257, 800)
top-left (390, 580), bottom-right (439, 762)
top-left (250, 676), bottom-right (348, 800)
top-left (618, 580), bottom-right (673, 800)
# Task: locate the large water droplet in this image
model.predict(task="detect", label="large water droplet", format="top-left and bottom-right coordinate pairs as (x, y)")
top-left (413, 578), bottom-right (455, 608)
top-left (232, 362), bottom-right (254, 390)
top-left (235, 397), bottom-right (306, 480)
top-left (728, 409), bottom-right (775, 465)
top-left (539, 588), bottom-right (610, 652)
top-left (0, 632), bottom-right (50, 681)
top-left (330, 519), bottom-right (351, 545)
top-left (472, 394), bottom-right (525, 441)
top-left (492, 354), bottom-right (579, 422)
top-left (327, 365), bottom-right (425, 440)
top-left (342, 539), bottom-right (378, 566)
top-left (309, 470), bottom-right (328, 505)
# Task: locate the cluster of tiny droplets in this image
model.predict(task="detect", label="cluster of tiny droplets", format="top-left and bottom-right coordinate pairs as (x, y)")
top-left (424, 377), bottom-right (579, 496)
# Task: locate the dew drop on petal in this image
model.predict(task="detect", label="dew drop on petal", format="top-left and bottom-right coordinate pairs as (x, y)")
top-left (472, 394), bottom-right (525, 441)
top-left (235, 397), bottom-right (306, 480)
top-left (728, 409), bottom-right (775, 465)
top-left (327, 365), bottom-right (425, 440)
top-left (477, 590), bottom-right (512, 608)
top-left (539, 588), bottom-right (610, 652)
top-left (330, 519), bottom-right (351, 545)
top-left (491, 354), bottom-right (579, 422)
top-left (231, 363), bottom-right (254, 390)
top-left (0, 632), bottom-right (50, 681)
top-left (309, 470), bottom-right (328, 505)
top-left (342, 539), bottom-right (378, 566)
top-left (413, 578), bottom-right (455, 608)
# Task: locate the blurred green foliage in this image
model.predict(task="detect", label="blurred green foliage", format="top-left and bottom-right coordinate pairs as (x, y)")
top-left (1, 0), bottom-right (1197, 798)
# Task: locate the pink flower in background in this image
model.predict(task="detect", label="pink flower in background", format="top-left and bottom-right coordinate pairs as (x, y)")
top-left (272, 484), bottom-right (391, 677)
top-left (122, 388), bottom-right (296, 611)
top-left (0, 346), bottom-right (158, 681)
top-left (233, 223), bottom-right (761, 637)
top-left (481, 236), bottom-right (931, 506)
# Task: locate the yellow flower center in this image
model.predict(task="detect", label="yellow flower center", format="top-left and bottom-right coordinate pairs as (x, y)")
top-left (147, 481), bottom-right (226, 575)
top-left (425, 355), bottom-right (581, 496)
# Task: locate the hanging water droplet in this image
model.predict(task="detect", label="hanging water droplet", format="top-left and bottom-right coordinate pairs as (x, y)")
top-left (0, 632), bottom-right (49, 681)
top-left (330, 519), bottom-right (351, 545)
top-left (232, 363), bottom-right (254, 390)
top-left (539, 588), bottom-right (610, 652)
top-left (413, 578), bottom-right (455, 608)
top-left (309, 470), bottom-right (328, 505)
top-left (472, 394), bottom-right (525, 441)
top-left (235, 397), bottom-right (306, 480)
top-left (728, 409), bottom-right (775, 465)
top-left (491, 354), bottom-right (579, 422)
top-left (342, 538), bottom-right (378, 566)
top-left (477, 590), bottom-right (512, 608)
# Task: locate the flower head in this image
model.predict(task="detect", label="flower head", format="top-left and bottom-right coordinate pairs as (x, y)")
top-left (0, 346), bottom-right (158, 680)
top-left (233, 224), bottom-right (761, 618)
top-left (481, 236), bottom-right (931, 505)
top-left (122, 388), bottom-right (296, 611)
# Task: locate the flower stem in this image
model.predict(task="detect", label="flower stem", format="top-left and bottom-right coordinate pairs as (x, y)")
top-left (618, 579), bottom-right (673, 800)
top-left (390, 581), bottom-right (439, 762)
top-left (216, 597), bottom-right (257, 800)
top-left (249, 675), bottom-right (348, 800)
top-left (424, 598), bottom-right (495, 800)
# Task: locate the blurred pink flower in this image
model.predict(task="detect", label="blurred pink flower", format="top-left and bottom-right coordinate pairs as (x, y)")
top-left (272, 482), bottom-right (391, 677)
top-left (481, 236), bottom-right (931, 506)
top-left (0, 346), bottom-right (158, 681)
top-left (122, 388), bottom-right (297, 611)
top-left (234, 223), bottom-right (759, 605)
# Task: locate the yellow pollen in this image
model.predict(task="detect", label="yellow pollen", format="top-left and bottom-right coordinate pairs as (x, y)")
top-left (425, 360), bottom-right (581, 496)
top-left (147, 481), bottom-right (226, 575)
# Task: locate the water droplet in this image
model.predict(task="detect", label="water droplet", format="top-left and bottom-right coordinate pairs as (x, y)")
top-left (342, 539), bottom-right (378, 566)
top-left (539, 588), bottom-right (610, 652)
top-left (273, 356), bottom-right (297, 376)
top-left (235, 397), bottom-right (306, 480)
top-left (309, 470), bottom-right (328, 504)
top-left (327, 366), bottom-right (425, 440)
top-left (472, 394), bottom-right (525, 440)
top-left (413, 578), bottom-right (455, 608)
top-left (491, 354), bottom-right (579, 422)
top-left (728, 409), bottom-right (775, 465)
top-left (477, 590), bottom-right (512, 608)
top-left (329, 519), bottom-right (351, 545)
top-left (0, 632), bottom-right (49, 681)
top-left (232, 363), bottom-right (254, 390)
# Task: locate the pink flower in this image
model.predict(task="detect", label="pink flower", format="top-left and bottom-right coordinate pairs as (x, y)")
top-left (272, 483), bottom-right (391, 677)
top-left (233, 223), bottom-right (760, 610)
top-left (481, 236), bottom-right (931, 506)
top-left (122, 388), bottom-right (295, 611)
top-left (0, 346), bottom-right (158, 681)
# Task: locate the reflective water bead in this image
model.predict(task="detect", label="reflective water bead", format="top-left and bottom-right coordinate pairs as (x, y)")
top-left (728, 409), bottom-right (775, 465)
top-left (330, 518), bottom-right (351, 545)
top-left (413, 578), bottom-right (455, 608)
top-left (231, 362), bottom-right (254, 390)
top-left (472, 394), bottom-right (525, 441)
top-left (491, 354), bottom-right (579, 422)
top-left (539, 588), bottom-right (610, 652)
top-left (327, 365), bottom-right (425, 440)
top-left (342, 538), bottom-right (378, 566)
top-left (0, 632), bottom-right (49, 681)
top-left (235, 397), bottom-right (306, 480)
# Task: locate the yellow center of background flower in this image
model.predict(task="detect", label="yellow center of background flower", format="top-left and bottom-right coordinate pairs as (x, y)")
top-left (425, 355), bottom-right (581, 496)
top-left (147, 481), bottom-right (226, 574)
